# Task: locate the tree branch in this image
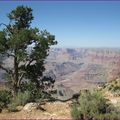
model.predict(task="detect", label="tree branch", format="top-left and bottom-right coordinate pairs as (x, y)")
top-left (19, 58), bottom-right (36, 68)
top-left (17, 72), bottom-right (25, 87)
top-left (0, 23), bottom-right (13, 34)
top-left (17, 59), bottom-right (36, 86)
top-left (26, 59), bottom-right (36, 67)
top-left (25, 58), bottom-right (44, 67)
top-left (19, 72), bottom-right (25, 81)
top-left (5, 52), bottom-right (15, 57)
top-left (0, 23), bottom-right (8, 28)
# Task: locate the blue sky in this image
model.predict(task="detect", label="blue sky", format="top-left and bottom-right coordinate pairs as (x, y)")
top-left (0, 1), bottom-right (120, 48)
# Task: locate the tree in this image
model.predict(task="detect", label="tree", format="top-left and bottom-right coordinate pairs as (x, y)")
top-left (0, 5), bottom-right (57, 95)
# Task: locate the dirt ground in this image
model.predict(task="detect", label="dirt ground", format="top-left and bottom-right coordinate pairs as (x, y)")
top-left (0, 101), bottom-right (72, 119)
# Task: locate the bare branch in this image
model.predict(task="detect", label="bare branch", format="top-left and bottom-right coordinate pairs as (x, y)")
top-left (26, 59), bottom-right (35, 67)
top-left (0, 23), bottom-right (8, 28)
top-left (25, 58), bottom-right (44, 67)
top-left (5, 52), bottom-right (15, 58)
top-left (18, 59), bottom-right (36, 68)
top-left (17, 72), bottom-right (25, 87)
top-left (0, 23), bottom-right (13, 34)
top-left (19, 72), bottom-right (25, 81)
top-left (17, 59), bottom-right (36, 86)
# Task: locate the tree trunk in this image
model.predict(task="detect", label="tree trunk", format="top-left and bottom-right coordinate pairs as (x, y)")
top-left (13, 49), bottom-right (19, 95)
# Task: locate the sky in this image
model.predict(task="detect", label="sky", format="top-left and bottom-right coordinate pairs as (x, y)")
top-left (0, 1), bottom-right (120, 48)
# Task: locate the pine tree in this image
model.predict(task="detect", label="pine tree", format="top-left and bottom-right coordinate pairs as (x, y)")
top-left (0, 5), bottom-right (57, 95)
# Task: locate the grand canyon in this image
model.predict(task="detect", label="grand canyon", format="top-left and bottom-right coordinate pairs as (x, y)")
top-left (1, 48), bottom-right (120, 94)
top-left (44, 48), bottom-right (120, 93)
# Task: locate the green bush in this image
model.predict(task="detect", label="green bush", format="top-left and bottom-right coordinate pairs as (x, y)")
top-left (0, 102), bottom-right (4, 112)
top-left (71, 102), bottom-right (81, 119)
top-left (10, 90), bottom-right (43, 107)
top-left (0, 81), bottom-right (52, 112)
top-left (12, 91), bottom-right (31, 106)
top-left (20, 81), bottom-right (46, 102)
top-left (0, 90), bottom-right (12, 109)
top-left (7, 91), bottom-right (31, 112)
top-left (7, 103), bottom-right (18, 112)
top-left (95, 112), bottom-right (120, 119)
top-left (71, 90), bottom-right (120, 119)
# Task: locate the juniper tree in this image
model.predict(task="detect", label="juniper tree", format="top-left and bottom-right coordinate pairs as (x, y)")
top-left (0, 5), bottom-right (57, 95)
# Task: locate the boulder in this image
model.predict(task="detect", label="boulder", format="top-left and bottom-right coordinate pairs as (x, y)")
top-left (23, 103), bottom-right (39, 112)
top-left (16, 106), bottom-right (24, 111)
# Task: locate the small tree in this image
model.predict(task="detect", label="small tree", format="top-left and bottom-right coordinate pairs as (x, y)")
top-left (0, 5), bottom-right (57, 95)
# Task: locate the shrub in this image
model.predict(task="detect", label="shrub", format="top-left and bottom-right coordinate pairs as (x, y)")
top-left (0, 90), bottom-right (12, 109)
top-left (7, 91), bottom-right (31, 112)
top-left (20, 81), bottom-right (47, 102)
top-left (12, 91), bottom-right (31, 106)
top-left (0, 102), bottom-right (4, 112)
top-left (7, 103), bottom-right (18, 112)
top-left (95, 112), bottom-right (120, 119)
top-left (10, 90), bottom-right (43, 107)
top-left (71, 102), bottom-right (81, 119)
top-left (71, 90), bottom-right (120, 119)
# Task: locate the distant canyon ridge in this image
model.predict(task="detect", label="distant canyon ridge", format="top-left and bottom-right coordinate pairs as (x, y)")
top-left (1, 48), bottom-right (120, 93)
top-left (45, 48), bottom-right (120, 92)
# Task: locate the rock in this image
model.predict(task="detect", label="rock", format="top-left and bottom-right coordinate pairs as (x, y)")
top-left (110, 99), bottom-right (117, 104)
top-left (16, 106), bottom-right (23, 111)
top-left (23, 103), bottom-right (39, 112)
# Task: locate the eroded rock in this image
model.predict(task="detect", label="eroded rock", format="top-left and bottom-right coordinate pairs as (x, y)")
top-left (23, 103), bottom-right (39, 112)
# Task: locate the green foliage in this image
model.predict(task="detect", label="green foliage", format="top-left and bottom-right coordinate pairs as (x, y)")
top-left (71, 102), bottom-right (81, 119)
top-left (0, 5), bottom-right (57, 95)
top-left (94, 112), bottom-right (120, 119)
top-left (0, 102), bottom-right (4, 112)
top-left (8, 5), bottom-right (33, 29)
top-left (71, 90), bottom-right (120, 119)
top-left (4, 89), bottom-right (43, 112)
top-left (7, 91), bottom-right (31, 112)
top-left (13, 81), bottom-right (47, 104)
top-left (20, 81), bottom-right (45, 102)
top-left (1, 81), bottom-right (53, 112)
top-left (7, 103), bottom-right (18, 112)
top-left (0, 90), bottom-right (12, 109)
top-left (12, 91), bottom-right (31, 106)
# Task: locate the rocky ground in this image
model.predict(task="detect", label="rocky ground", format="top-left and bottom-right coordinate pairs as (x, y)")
top-left (0, 101), bottom-right (72, 119)
top-left (1, 88), bottom-right (120, 119)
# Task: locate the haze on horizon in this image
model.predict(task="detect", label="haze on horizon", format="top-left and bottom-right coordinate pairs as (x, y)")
top-left (0, 1), bottom-right (120, 48)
